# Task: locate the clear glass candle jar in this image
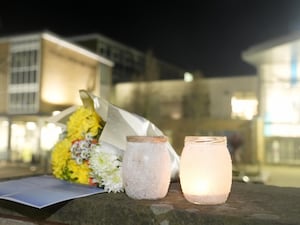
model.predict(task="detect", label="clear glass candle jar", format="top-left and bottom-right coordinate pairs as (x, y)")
top-left (180, 136), bottom-right (232, 205)
top-left (122, 136), bottom-right (171, 200)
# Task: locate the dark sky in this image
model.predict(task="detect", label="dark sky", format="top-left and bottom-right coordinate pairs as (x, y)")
top-left (1, 0), bottom-right (300, 77)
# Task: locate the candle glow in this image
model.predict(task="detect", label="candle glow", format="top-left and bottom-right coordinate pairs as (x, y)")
top-left (180, 136), bottom-right (232, 205)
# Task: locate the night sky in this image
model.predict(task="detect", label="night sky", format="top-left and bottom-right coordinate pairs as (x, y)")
top-left (1, 0), bottom-right (300, 77)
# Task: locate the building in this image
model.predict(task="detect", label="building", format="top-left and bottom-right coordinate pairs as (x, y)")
top-left (0, 31), bottom-right (113, 163)
top-left (114, 69), bottom-right (300, 187)
top-left (2, 29), bottom-right (300, 187)
top-left (68, 33), bottom-right (186, 84)
top-left (114, 76), bottom-right (258, 162)
top-left (242, 32), bottom-right (300, 187)
top-left (114, 31), bottom-right (300, 188)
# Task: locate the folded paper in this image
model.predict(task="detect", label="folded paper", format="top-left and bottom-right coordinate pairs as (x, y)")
top-left (0, 175), bottom-right (104, 208)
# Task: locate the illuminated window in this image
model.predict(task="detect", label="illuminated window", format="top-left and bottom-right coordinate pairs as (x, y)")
top-left (265, 137), bottom-right (300, 165)
top-left (231, 93), bottom-right (258, 120)
top-left (0, 119), bottom-right (9, 159)
top-left (10, 121), bottom-right (40, 162)
top-left (8, 36), bottom-right (40, 114)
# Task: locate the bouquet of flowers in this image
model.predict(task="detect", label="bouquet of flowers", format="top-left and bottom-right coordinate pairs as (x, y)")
top-left (50, 90), bottom-right (180, 193)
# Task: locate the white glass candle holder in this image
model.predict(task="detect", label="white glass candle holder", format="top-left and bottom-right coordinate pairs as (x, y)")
top-left (180, 136), bottom-right (232, 205)
top-left (122, 136), bottom-right (171, 200)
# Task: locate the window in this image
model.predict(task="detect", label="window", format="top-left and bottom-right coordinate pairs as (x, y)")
top-left (265, 137), bottom-right (300, 165)
top-left (8, 36), bottom-right (40, 114)
top-left (231, 93), bottom-right (258, 120)
top-left (0, 119), bottom-right (9, 160)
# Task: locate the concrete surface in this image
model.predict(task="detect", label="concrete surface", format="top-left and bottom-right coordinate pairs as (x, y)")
top-left (0, 180), bottom-right (299, 225)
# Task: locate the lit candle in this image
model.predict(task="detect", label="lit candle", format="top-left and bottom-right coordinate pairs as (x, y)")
top-left (180, 136), bottom-right (232, 205)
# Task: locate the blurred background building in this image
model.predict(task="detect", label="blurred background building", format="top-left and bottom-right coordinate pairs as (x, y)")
top-left (242, 32), bottom-right (300, 187)
top-left (0, 31), bottom-right (113, 164)
top-left (113, 76), bottom-right (257, 158)
top-left (0, 30), bottom-right (300, 187)
top-left (68, 33), bottom-right (186, 83)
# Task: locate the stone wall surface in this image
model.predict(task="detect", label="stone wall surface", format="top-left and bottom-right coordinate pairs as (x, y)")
top-left (0, 181), bottom-right (299, 225)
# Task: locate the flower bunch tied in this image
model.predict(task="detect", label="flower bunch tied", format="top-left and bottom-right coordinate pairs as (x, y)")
top-left (51, 105), bottom-right (124, 193)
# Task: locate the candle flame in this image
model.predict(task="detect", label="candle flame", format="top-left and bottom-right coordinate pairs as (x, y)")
top-left (193, 180), bottom-right (209, 195)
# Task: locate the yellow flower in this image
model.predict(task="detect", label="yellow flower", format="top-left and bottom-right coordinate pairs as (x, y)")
top-left (51, 105), bottom-right (105, 186)
top-left (67, 160), bottom-right (91, 185)
top-left (51, 138), bottom-right (72, 179)
top-left (67, 106), bottom-right (104, 140)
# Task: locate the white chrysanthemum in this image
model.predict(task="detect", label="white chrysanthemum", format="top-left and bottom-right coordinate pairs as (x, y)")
top-left (89, 143), bottom-right (124, 193)
top-left (101, 168), bottom-right (123, 193)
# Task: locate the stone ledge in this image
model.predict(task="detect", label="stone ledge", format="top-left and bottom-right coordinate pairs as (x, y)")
top-left (0, 181), bottom-right (299, 225)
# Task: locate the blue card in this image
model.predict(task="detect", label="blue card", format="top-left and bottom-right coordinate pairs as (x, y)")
top-left (0, 175), bottom-right (105, 208)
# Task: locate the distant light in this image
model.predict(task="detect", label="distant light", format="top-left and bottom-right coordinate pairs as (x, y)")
top-left (171, 112), bottom-right (182, 120)
top-left (26, 122), bottom-right (36, 130)
top-left (231, 96), bottom-right (258, 120)
top-left (184, 72), bottom-right (194, 82)
top-left (52, 110), bottom-right (61, 116)
top-left (242, 176), bottom-right (250, 183)
top-left (41, 123), bottom-right (62, 150)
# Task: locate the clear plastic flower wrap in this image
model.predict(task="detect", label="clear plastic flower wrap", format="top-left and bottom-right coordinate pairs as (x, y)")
top-left (49, 90), bottom-right (180, 193)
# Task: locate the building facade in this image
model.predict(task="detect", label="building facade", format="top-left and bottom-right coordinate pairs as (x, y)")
top-left (0, 31), bottom-right (113, 163)
top-left (2, 30), bottom-right (299, 187)
top-left (113, 76), bottom-right (258, 164)
top-left (68, 33), bottom-right (186, 84)
top-left (243, 32), bottom-right (300, 166)
top-left (241, 32), bottom-right (300, 187)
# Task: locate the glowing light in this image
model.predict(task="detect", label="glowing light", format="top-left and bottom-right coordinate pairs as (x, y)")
top-left (170, 112), bottom-right (181, 120)
top-left (265, 124), bottom-right (300, 137)
top-left (191, 180), bottom-right (209, 195)
top-left (41, 123), bottom-right (62, 150)
top-left (184, 72), bottom-right (194, 82)
top-left (26, 122), bottom-right (37, 130)
top-left (180, 136), bottom-right (232, 205)
top-left (242, 176), bottom-right (250, 183)
top-left (231, 97), bottom-right (258, 120)
top-left (11, 124), bottom-right (25, 136)
top-left (266, 90), bottom-right (299, 123)
top-left (52, 111), bottom-right (61, 116)
top-left (0, 120), bottom-right (9, 151)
